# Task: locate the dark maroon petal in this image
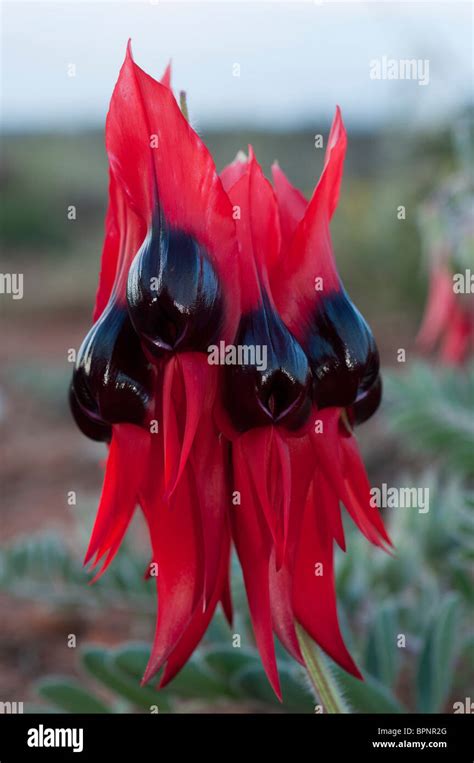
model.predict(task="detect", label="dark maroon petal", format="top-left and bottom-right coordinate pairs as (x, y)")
top-left (126, 212), bottom-right (224, 360)
top-left (306, 288), bottom-right (379, 411)
top-left (69, 384), bottom-right (111, 443)
top-left (224, 293), bottom-right (312, 433)
top-left (71, 302), bottom-right (152, 431)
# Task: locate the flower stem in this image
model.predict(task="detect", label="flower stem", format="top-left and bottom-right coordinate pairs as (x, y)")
top-left (296, 623), bottom-right (350, 714)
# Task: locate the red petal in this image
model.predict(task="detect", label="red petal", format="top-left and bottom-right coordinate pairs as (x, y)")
top-left (293, 482), bottom-right (362, 678)
top-left (311, 408), bottom-right (391, 549)
top-left (268, 436), bottom-right (313, 665)
top-left (106, 42), bottom-right (239, 342)
top-left (272, 108), bottom-right (346, 337)
top-left (232, 437), bottom-right (281, 699)
top-left (340, 432), bottom-right (392, 549)
top-left (220, 150), bottom-right (248, 193)
top-left (84, 424), bottom-right (150, 576)
top-left (416, 265), bottom-right (455, 351)
top-left (440, 304), bottom-right (472, 364)
top-left (227, 147), bottom-right (281, 311)
top-left (159, 532), bottom-right (231, 688)
top-left (160, 60), bottom-right (172, 89)
top-left (271, 162), bottom-right (307, 254)
top-left (141, 456), bottom-right (204, 683)
top-left (162, 354), bottom-right (217, 497)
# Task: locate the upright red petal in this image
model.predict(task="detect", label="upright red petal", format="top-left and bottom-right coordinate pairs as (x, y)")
top-left (271, 162), bottom-right (307, 255)
top-left (106, 41), bottom-right (239, 342)
top-left (272, 107), bottom-right (346, 335)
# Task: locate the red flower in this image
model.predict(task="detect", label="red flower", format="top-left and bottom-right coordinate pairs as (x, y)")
top-left (70, 43), bottom-right (390, 699)
top-left (416, 180), bottom-right (474, 365)
top-left (417, 263), bottom-right (473, 364)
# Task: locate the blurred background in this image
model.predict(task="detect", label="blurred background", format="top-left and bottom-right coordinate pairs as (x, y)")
top-left (0, 0), bottom-right (472, 713)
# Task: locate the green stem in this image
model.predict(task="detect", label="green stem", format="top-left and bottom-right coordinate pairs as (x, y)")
top-left (296, 623), bottom-right (350, 714)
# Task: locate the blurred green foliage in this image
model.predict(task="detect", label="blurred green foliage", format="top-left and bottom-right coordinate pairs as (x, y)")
top-left (1, 124), bottom-right (454, 324)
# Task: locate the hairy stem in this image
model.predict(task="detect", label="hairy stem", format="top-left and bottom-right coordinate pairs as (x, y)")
top-left (296, 623), bottom-right (350, 714)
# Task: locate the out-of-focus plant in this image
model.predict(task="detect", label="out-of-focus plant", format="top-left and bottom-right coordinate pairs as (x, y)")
top-left (384, 362), bottom-right (474, 479)
top-left (416, 112), bottom-right (474, 364)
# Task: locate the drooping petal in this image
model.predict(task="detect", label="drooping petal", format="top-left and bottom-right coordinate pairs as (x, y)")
top-left (84, 424), bottom-right (150, 576)
top-left (292, 481), bottom-right (362, 679)
top-left (232, 437), bottom-right (281, 699)
top-left (161, 354), bottom-right (217, 497)
top-left (141, 434), bottom-right (205, 683)
top-left (310, 407), bottom-right (391, 549)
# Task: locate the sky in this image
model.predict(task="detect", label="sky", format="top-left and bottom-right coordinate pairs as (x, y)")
top-left (1, 0), bottom-right (472, 132)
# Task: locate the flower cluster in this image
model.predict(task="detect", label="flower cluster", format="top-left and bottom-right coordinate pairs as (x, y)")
top-left (70, 43), bottom-right (390, 698)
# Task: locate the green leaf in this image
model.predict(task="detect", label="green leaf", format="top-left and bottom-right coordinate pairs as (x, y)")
top-left (230, 664), bottom-right (313, 712)
top-left (113, 642), bottom-right (149, 679)
top-left (81, 645), bottom-right (171, 713)
top-left (416, 594), bottom-right (461, 712)
top-left (202, 645), bottom-right (260, 683)
top-left (334, 668), bottom-right (406, 714)
top-left (162, 655), bottom-right (229, 700)
top-left (385, 363), bottom-right (474, 479)
top-left (36, 677), bottom-right (110, 713)
top-left (365, 603), bottom-right (399, 686)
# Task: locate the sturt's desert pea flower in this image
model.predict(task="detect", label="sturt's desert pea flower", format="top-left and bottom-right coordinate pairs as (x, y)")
top-left (416, 176), bottom-right (474, 365)
top-left (70, 42), bottom-right (390, 699)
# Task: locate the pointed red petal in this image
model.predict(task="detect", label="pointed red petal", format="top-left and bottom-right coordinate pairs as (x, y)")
top-left (232, 438), bottom-right (282, 699)
top-left (220, 151), bottom-right (248, 193)
top-left (92, 171), bottom-right (120, 322)
top-left (311, 408), bottom-right (390, 549)
top-left (227, 147), bottom-right (281, 311)
top-left (161, 354), bottom-right (218, 499)
top-left (141, 460), bottom-right (204, 683)
top-left (106, 42), bottom-right (239, 342)
top-left (293, 482), bottom-right (362, 678)
top-left (269, 437), bottom-right (312, 665)
top-left (272, 108), bottom-right (346, 336)
top-left (160, 60), bottom-right (172, 89)
top-left (190, 413), bottom-right (230, 609)
top-left (165, 354), bottom-right (217, 498)
top-left (84, 424), bottom-right (150, 575)
top-left (159, 533), bottom-right (231, 688)
top-left (340, 432), bottom-right (392, 549)
top-left (271, 162), bottom-right (307, 254)
top-left (317, 468), bottom-right (346, 552)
